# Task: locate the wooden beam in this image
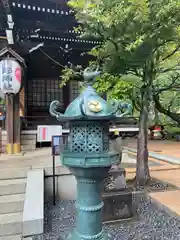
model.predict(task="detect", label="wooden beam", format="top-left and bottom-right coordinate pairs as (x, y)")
top-left (0, 0), bottom-right (15, 45)
top-left (0, 0), bottom-right (11, 13)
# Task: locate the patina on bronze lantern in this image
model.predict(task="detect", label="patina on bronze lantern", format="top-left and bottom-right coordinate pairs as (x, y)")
top-left (49, 67), bottom-right (131, 240)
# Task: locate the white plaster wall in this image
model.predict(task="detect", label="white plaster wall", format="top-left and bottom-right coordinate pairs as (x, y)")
top-left (0, 90), bottom-right (4, 99)
top-left (45, 174), bottom-right (77, 201)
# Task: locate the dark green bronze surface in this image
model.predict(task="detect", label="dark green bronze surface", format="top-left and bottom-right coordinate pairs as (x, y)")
top-left (49, 67), bottom-right (132, 240)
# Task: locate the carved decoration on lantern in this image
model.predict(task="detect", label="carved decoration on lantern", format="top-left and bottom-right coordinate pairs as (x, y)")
top-left (50, 67), bottom-right (132, 121)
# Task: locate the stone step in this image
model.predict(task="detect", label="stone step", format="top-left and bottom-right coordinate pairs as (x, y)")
top-left (1, 136), bottom-right (7, 141)
top-left (0, 234), bottom-right (22, 240)
top-left (20, 140), bottom-right (36, 146)
top-left (0, 233), bottom-right (33, 239)
top-left (0, 194), bottom-right (25, 214)
top-left (21, 145), bottom-right (36, 152)
top-left (0, 168), bottom-right (29, 180)
top-left (20, 134), bottom-right (36, 141)
top-left (23, 169), bottom-right (44, 237)
top-left (0, 212), bottom-right (22, 236)
top-left (0, 179), bottom-right (26, 196)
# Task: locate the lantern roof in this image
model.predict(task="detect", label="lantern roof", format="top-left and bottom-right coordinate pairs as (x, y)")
top-left (0, 47), bottom-right (26, 67)
top-left (49, 68), bottom-right (132, 121)
top-left (50, 87), bottom-right (119, 121)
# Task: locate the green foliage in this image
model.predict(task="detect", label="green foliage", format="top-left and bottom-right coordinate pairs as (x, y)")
top-left (67, 0), bottom-right (180, 185)
top-left (94, 73), bottom-right (135, 100)
top-left (0, 98), bottom-right (4, 104)
top-left (68, 0), bottom-right (180, 124)
top-left (60, 65), bottom-right (83, 88)
top-left (69, 0), bottom-right (180, 76)
top-left (161, 91), bottom-right (180, 113)
top-left (165, 125), bottom-right (180, 135)
top-left (60, 67), bottom-right (75, 87)
top-left (60, 66), bottom-right (134, 101)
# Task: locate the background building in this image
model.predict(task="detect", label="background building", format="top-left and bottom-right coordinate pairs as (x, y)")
top-left (0, 0), bottom-right (98, 129)
top-left (0, 0), bottom-right (99, 153)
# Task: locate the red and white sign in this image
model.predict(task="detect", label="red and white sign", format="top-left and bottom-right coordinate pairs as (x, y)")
top-left (0, 59), bottom-right (22, 94)
top-left (37, 125), bottom-right (62, 142)
top-left (15, 67), bottom-right (21, 83)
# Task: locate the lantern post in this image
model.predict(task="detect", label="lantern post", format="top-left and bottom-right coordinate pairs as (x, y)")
top-left (50, 67), bottom-right (132, 240)
top-left (0, 50), bottom-right (25, 154)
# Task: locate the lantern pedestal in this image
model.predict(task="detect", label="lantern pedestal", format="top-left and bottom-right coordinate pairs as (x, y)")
top-left (61, 122), bottom-right (119, 240)
top-left (67, 167), bottom-right (109, 240)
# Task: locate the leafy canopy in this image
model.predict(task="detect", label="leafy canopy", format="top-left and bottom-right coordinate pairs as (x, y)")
top-left (69, 0), bottom-right (180, 78)
top-left (60, 65), bottom-right (135, 100)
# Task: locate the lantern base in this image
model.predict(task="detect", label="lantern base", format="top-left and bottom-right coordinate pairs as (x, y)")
top-left (6, 144), bottom-right (13, 154)
top-left (13, 143), bottom-right (21, 154)
top-left (67, 229), bottom-right (108, 240)
top-left (6, 143), bottom-right (21, 154)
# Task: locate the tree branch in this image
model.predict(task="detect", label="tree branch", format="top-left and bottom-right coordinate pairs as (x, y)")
top-left (167, 92), bottom-right (180, 112)
top-left (161, 45), bottom-right (180, 62)
top-left (159, 67), bottom-right (180, 74)
top-left (154, 74), bottom-right (180, 93)
top-left (153, 94), bottom-right (180, 124)
top-left (153, 39), bottom-right (173, 54)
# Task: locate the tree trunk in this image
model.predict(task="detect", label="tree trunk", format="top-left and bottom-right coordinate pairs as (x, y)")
top-left (154, 107), bottom-right (159, 125)
top-left (136, 87), bottom-right (150, 187)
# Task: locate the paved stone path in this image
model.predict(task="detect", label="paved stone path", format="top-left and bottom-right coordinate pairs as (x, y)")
top-left (125, 141), bottom-right (180, 216)
top-left (151, 169), bottom-right (180, 188)
top-left (127, 139), bottom-right (180, 158)
top-left (1, 143), bottom-right (180, 218)
top-left (149, 168), bottom-right (180, 216)
top-left (150, 190), bottom-right (180, 216)
top-left (0, 148), bottom-right (55, 169)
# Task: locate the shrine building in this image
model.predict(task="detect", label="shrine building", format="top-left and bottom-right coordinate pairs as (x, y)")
top-left (0, 0), bottom-right (99, 153)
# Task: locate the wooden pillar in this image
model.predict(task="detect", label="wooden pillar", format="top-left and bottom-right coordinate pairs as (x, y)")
top-left (6, 94), bottom-right (14, 154)
top-left (5, 93), bottom-right (21, 154)
top-left (63, 83), bottom-right (70, 110)
top-left (13, 93), bottom-right (21, 153)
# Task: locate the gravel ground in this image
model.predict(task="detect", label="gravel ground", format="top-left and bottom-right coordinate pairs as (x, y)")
top-left (103, 176), bottom-right (178, 193)
top-left (33, 192), bottom-right (180, 240)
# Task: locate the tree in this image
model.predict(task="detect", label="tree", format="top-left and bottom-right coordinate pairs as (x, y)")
top-left (0, 98), bottom-right (4, 105)
top-left (152, 71), bottom-right (180, 125)
top-left (68, 0), bottom-right (180, 187)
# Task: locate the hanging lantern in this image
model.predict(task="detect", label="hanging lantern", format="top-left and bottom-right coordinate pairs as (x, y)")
top-left (0, 59), bottom-right (22, 94)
